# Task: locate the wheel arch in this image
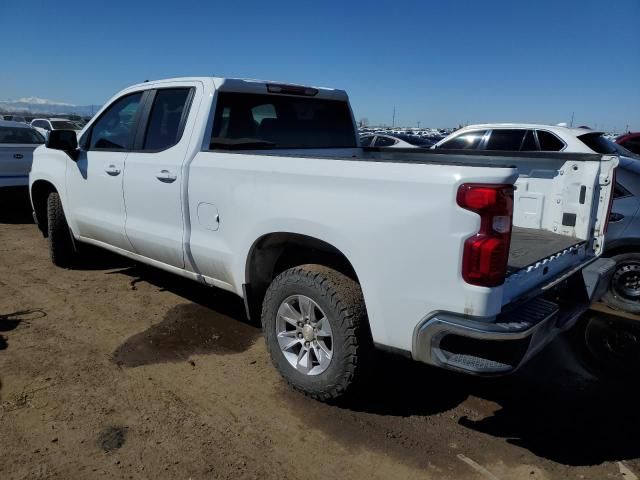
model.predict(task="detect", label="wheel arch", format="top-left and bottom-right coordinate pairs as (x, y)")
top-left (243, 232), bottom-right (361, 321)
top-left (30, 180), bottom-right (58, 236)
top-left (603, 239), bottom-right (640, 259)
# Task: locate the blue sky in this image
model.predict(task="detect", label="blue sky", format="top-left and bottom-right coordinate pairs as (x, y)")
top-left (2, 0), bottom-right (639, 131)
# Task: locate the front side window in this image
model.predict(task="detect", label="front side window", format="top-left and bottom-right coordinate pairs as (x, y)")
top-left (88, 92), bottom-right (143, 150)
top-left (536, 130), bottom-right (565, 151)
top-left (142, 88), bottom-right (192, 150)
top-left (439, 130), bottom-right (487, 150)
top-left (0, 126), bottom-right (44, 144)
top-left (485, 129), bottom-right (527, 151)
top-left (210, 92), bottom-right (356, 149)
top-left (374, 136), bottom-right (397, 147)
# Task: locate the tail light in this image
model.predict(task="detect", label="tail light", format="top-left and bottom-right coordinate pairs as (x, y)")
top-left (457, 184), bottom-right (514, 287)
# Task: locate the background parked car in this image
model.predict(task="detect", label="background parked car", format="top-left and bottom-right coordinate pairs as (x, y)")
top-left (1, 115), bottom-right (27, 123)
top-left (0, 120), bottom-right (45, 188)
top-left (360, 133), bottom-right (416, 148)
top-left (30, 118), bottom-right (81, 139)
top-left (433, 123), bottom-right (640, 374)
top-left (616, 132), bottom-right (640, 155)
top-left (434, 123), bottom-right (640, 312)
top-left (432, 123), bottom-right (615, 154)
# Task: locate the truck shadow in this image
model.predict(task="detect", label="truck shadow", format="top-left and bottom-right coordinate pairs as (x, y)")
top-left (0, 188), bottom-right (34, 224)
top-left (332, 336), bottom-right (640, 467)
top-left (104, 262), bottom-right (639, 467)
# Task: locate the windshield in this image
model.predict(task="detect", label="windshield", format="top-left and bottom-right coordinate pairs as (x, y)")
top-left (211, 92), bottom-right (356, 149)
top-left (51, 120), bottom-right (79, 130)
top-left (577, 132), bottom-right (617, 154)
top-left (0, 126), bottom-right (45, 144)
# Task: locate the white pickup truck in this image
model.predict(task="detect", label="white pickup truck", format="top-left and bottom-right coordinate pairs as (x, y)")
top-left (30, 77), bottom-right (617, 401)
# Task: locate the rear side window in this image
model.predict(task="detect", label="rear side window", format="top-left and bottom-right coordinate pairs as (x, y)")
top-left (613, 182), bottom-right (632, 199)
top-left (536, 130), bottom-right (565, 151)
top-left (210, 92), bottom-right (356, 149)
top-left (520, 130), bottom-right (538, 151)
top-left (577, 133), bottom-right (617, 154)
top-left (374, 136), bottom-right (397, 147)
top-left (621, 139), bottom-right (640, 155)
top-left (0, 127), bottom-right (44, 144)
top-left (360, 135), bottom-right (374, 147)
top-left (88, 92), bottom-right (143, 150)
top-left (485, 129), bottom-right (527, 151)
top-left (33, 120), bottom-right (50, 130)
top-left (142, 88), bottom-right (192, 150)
top-left (439, 130), bottom-right (487, 150)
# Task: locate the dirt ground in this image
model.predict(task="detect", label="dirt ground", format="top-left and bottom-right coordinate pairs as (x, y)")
top-left (1, 188), bottom-right (639, 480)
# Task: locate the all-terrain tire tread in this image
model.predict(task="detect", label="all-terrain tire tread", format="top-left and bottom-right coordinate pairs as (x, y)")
top-left (47, 192), bottom-right (76, 268)
top-left (262, 264), bottom-right (372, 401)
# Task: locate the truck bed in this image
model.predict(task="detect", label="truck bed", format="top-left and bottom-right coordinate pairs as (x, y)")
top-left (508, 227), bottom-right (584, 272)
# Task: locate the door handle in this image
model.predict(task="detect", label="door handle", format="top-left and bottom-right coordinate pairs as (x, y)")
top-left (13, 153), bottom-right (24, 159)
top-left (609, 212), bottom-right (624, 223)
top-left (156, 169), bottom-right (177, 183)
top-left (105, 165), bottom-right (121, 176)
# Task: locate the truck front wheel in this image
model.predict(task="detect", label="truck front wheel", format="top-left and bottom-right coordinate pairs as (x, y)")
top-left (261, 264), bottom-right (372, 402)
top-left (47, 192), bottom-right (77, 268)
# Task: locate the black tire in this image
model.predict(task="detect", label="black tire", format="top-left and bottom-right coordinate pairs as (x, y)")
top-left (47, 192), bottom-right (77, 268)
top-left (568, 313), bottom-right (640, 379)
top-left (602, 253), bottom-right (640, 314)
top-left (262, 264), bottom-right (372, 402)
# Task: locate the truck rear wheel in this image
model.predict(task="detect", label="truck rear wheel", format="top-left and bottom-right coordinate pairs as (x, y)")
top-left (47, 192), bottom-right (77, 268)
top-left (261, 264), bottom-right (372, 402)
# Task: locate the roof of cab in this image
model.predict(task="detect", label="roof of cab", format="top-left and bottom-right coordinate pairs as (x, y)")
top-left (124, 77), bottom-right (349, 101)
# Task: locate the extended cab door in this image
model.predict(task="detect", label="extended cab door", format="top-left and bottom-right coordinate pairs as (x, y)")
top-left (66, 92), bottom-right (144, 250)
top-left (122, 85), bottom-right (197, 268)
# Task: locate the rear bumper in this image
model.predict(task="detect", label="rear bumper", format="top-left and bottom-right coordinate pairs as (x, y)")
top-left (412, 257), bottom-right (616, 375)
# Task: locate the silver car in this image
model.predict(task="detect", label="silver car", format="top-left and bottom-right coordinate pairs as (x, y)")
top-left (0, 120), bottom-right (45, 188)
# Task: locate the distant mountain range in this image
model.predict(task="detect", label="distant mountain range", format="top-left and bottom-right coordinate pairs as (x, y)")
top-left (0, 97), bottom-right (101, 117)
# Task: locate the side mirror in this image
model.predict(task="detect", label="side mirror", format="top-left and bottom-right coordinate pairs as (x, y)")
top-left (46, 130), bottom-right (79, 160)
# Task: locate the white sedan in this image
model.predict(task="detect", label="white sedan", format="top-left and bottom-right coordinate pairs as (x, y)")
top-left (0, 120), bottom-right (45, 188)
top-left (360, 133), bottom-right (416, 148)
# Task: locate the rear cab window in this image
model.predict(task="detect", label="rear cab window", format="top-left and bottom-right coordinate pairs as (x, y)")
top-left (210, 92), bottom-right (356, 150)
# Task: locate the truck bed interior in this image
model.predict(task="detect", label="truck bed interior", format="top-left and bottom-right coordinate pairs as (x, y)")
top-left (507, 227), bottom-right (584, 273)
